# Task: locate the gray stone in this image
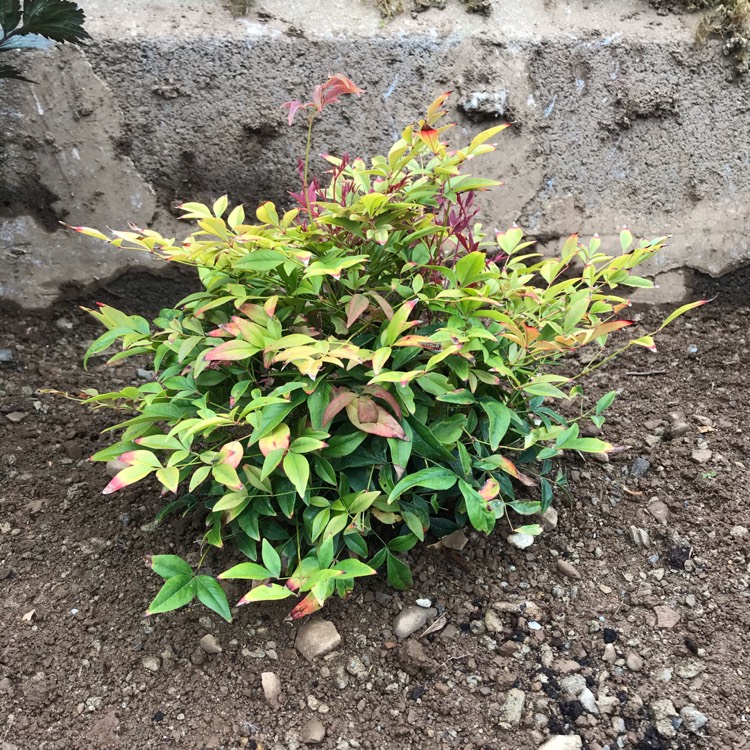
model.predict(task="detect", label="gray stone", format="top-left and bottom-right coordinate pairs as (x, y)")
top-left (675, 661), bottom-right (704, 680)
top-left (630, 456), bottom-right (650, 478)
top-left (625, 652), bottom-right (644, 672)
top-left (393, 606), bottom-right (437, 639)
top-left (651, 698), bottom-right (678, 738)
top-left (199, 634), bottom-right (222, 654)
top-left (560, 674), bottom-right (586, 697)
top-left (648, 499), bottom-right (670, 525)
top-left (730, 525), bottom-right (748, 538)
top-left (654, 605), bottom-right (681, 629)
top-left (629, 526), bottom-right (651, 549)
top-left (142, 656), bottom-right (160, 672)
top-left (301, 717), bottom-right (326, 745)
top-left (0, 349), bottom-right (12, 363)
top-left (537, 736), bottom-right (583, 750)
top-left (295, 620), bottom-right (341, 661)
top-left (499, 688), bottom-right (526, 727)
top-left (680, 706), bottom-right (708, 732)
top-left (691, 448), bottom-right (712, 464)
top-left (345, 656), bottom-right (367, 677)
top-left (540, 506), bottom-right (558, 532)
top-left (555, 559), bottom-right (581, 580)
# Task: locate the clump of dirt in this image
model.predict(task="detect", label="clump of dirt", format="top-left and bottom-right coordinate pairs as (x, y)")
top-left (0, 277), bottom-right (749, 749)
top-left (648, 0), bottom-right (750, 73)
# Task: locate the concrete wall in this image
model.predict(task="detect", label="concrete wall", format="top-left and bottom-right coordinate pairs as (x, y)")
top-left (1, 0), bottom-right (748, 308)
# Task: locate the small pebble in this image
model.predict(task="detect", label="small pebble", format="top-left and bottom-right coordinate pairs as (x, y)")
top-left (625, 652), bottom-right (644, 672)
top-left (199, 634), bottom-right (222, 654)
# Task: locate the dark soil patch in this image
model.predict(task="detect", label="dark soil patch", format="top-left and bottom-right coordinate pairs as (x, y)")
top-left (1, 282), bottom-right (749, 749)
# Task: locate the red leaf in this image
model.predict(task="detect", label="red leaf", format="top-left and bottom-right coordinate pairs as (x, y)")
top-left (356, 397), bottom-right (379, 424)
top-left (346, 402), bottom-right (406, 440)
top-left (364, 386), bottom-right (402, 420)
top-left (346, 294), bottom-right (370, 329)
top-left (282, 99), bottom-right (305, 126)
top-left (289, 592), bottom-right (322, 620)
top-left (322, 389), bottom-right (357, 427)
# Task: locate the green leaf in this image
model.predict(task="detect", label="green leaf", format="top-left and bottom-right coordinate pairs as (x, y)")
top-left (333, 559), bottom-right (377, 578)
top-left (149, 554), bottom-right (192, 580)
top-left (514, 524), bottom-right (543, 536)
top-left (218, 562), bottom-right (271, 580)
top-left (563, 293), bottom-right (590, 331)
top-left (386, 552), bottom-right (413, 590)
top-left (401, 508), bottom-right (425, 541)
top-left (0, 62), bottom-right (31, 81)
top-left (567, 437), bottom-right (613, 454)
top-left (479, 401), bottom-right (511, 451)
top-left (155, 466), bottom-right (180, 494)
top-left (659, 299), bottom-right (708, 329)
top-left (238, 583), bottom-right (294, 604)
top-left (387, 533), bottom-right (419, 552)
top-left (261, 538), bottom-right (282, 578)
top-left (0, 0), bottom-right (22, 35)
top-left (595, 390), bottom-right (617, 415)
top-left (195, 576), bottom-right (232, 622)
top-left (388, 467), bottom-right (458, 502)
top-left (235, 249), bottom-right (287, 272)
top-left (459, 479), bottom-right (495, 534)
top-left (21, 0), bottom-right (90, 43)
top-left (344, 532), bottom-right (368, 557)
top-left (283, 451), bottom-right (310, 498)
top-left (146, 574), bottom-right (196, 616)
top-left (406, 416), bottom-right (455, 462)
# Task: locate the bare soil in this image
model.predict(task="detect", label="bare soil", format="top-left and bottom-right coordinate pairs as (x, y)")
top-left (1, 276), bottom-right (749, 750)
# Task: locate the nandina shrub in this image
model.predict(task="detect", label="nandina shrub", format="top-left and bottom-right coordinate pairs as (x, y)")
top-left (72, 76), bottom-right (704, 622)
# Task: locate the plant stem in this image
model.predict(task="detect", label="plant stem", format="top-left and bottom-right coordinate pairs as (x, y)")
top-left (303, 114), bottom-right (315, 220)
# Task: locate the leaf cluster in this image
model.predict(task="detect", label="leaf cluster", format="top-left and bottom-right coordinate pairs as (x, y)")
top-left (0, 0), bottom-right (89, 82)
top-left (73, 91), bottom-right (704, 621)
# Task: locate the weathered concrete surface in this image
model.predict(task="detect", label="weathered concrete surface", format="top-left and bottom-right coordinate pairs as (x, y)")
top-left (1, 0), bottom-right (748, 308)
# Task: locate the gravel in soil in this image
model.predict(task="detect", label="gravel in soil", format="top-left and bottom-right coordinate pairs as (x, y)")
top-left (0, 277), bottom-right (749, 749)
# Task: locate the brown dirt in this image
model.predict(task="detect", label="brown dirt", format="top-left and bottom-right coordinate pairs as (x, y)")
top-left (1, 275), bottom-right (749, 750)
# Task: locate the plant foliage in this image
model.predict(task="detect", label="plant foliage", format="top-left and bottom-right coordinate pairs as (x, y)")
top-left (71, 76), bottom-right (705, 622)
top-left (0, 0), bottom-right (88, 81)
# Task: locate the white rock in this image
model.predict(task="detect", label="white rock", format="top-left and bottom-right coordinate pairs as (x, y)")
top-left (393, 606), bottom-right (437, 639)
top-left (507, 533), bottom-right (534, 549)
top-left (537, 736), bottom-right (583, 750)
top-left (142, 656), bottom-right (160, 672)
top-left (261, 671), bottom-right (282, 709)
top-left (415, 598), bottom-right (432, 608)
top-left (578, 687), bottom-right (599, 714)
top-left (560, 674), bottom-right (586, 696)
top-left (500, 688), bottom-right (526, 727)
top-left (295, 620), bottom-right (341, 661)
